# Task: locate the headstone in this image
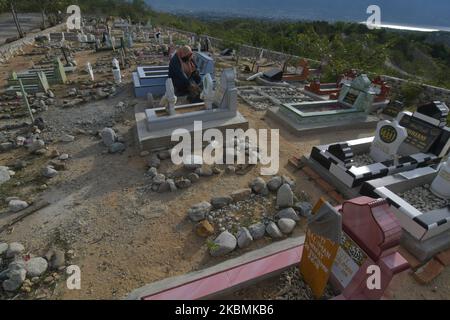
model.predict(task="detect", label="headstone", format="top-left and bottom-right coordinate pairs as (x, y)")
top-left (430, 157), bottom-right (450, 199)
top-left (370, 113), bottom-right (408, 162)
top-left (263, 68), bottom-right (283, 82)
top-left (126, 32), bottom-right (133, 47)
top-left (381, 100), bottom-right (404, 119)
top-left (299, 199), bottom-right (342, 299)
top-left (206, 36), bottom-right (212, 52)
top-left (86, 62), bottom-right (94, 81)
top-left (54, 57), bottom-right (68, 84)
top-left (330, 197), bottom-right (407, 300)
top-left (164, 78), bottom-right (176, 116)
top-left (214, 68), bottom-right (237, 111)
top-left (112, 58), bottom-right (120, 70)
top-left (194, 52), bottom-right (215, 80)
top-left (220, 48), bottom-right (233, 56)
top-left (398, 101), bottom-right (450, 156)
top-left (338, 74), bottom-right (374, 111)
top-left (112, 58), bottom-right (121, 84)
top-left (259, 49), bottom-right (264, 61)
top-left (201, 73), bottom-right (214, 110)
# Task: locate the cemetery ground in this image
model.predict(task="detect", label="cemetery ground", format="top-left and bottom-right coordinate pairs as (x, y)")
top-left (0, 40), bottom-right (449, 301)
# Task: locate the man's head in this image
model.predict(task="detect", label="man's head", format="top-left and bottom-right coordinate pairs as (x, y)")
top-left (179, 45), bottom-right (193, 62)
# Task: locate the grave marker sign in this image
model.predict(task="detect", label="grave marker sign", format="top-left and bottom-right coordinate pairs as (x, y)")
top-left (398, 102), bottom-right (449, 156)
top-left (381, 100), bottom-right (404, 119)
top-left (370, 113), bottom-right (408, 162)
top-left (300, 200), bottom-right (342, 299)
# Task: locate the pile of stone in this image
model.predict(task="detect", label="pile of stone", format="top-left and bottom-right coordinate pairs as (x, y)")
top-left (352, 153), bottom-right (374, 167)
top-left (62, 81), bottom-right (117, 107)
top-left (1, 131), bottom-right (50, 184)
top-left (140, 151), bottom-right (229, 193)
top-left (1, 126), bottom-right (44, 157)
top-left (140, 136), bottom-right (260, 193)
top-left (0, 91), bottom-right (55, 121)
top-left (144, 162), bottom-right (218, 194)
top-left (187, 176), bottom-right (313, 257)
top-left (0, 242), bottom-right (71, 297)
top-left (100, 127), bottom-right (126, 154)
top-left (398, 184), bottom-right (449, 212)
top-left (1, 128), bottom-right (72, 186)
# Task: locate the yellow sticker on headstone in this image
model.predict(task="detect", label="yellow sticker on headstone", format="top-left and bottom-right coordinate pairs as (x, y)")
top-left (300, 230), bottom-right (340, 299)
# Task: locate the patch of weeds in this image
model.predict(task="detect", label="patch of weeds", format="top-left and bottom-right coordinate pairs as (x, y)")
top-left (206, 239), bottom-right (219, 251)
top-left (48, 228), bottom-right (70, 251)
top-left (296, 191), bottom-right (312, 203)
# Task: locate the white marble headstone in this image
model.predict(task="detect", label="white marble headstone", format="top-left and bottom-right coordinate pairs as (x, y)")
top-left (370, 113), bottom-right (408, 162)
top-left (259, 49), bottom-right (264, 61)
top-left (87, 62), bottom-right (94, 81)
top-left (201, 73), bottom-right (214, 110)
top-left (164, 78), bottom-right (177, 116)
top-left (214, 68), bottom-right (236, 110)
top-left (112, 58), bottom-right (119, 69)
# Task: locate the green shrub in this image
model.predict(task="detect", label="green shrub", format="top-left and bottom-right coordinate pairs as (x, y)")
top-left (400, 82), bottom-right (424, 107)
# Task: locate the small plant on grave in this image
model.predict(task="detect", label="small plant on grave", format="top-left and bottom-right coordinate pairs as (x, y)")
top-left (296, 190), bottom-right (312, 203)
top-left (400, 82), bottom-right (424, 108)
top-left (231, 225), bottom-right (240, 235)
top-left (206, 239), bottom-right (219, 251)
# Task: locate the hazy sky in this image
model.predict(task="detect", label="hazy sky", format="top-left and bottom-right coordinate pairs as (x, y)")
top-left (147, 0), bottom-right (450, 28)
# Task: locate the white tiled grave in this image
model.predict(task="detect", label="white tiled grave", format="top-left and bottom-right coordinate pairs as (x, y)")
top-left (135, 68), bottom-right (248, 151)
top-left (307, 102), bottom-right (450, 194)
top-left (361, 166), bottom-right (450, 261)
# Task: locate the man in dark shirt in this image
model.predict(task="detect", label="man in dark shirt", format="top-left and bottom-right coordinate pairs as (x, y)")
top-left (168, 46), bottom-right (202, 102)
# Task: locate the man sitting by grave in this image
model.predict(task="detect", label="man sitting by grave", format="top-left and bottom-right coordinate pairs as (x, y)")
top-left (169, 45), bottom-right (202, 103)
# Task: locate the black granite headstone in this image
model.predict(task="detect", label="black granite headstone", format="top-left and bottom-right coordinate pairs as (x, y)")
top-left (399, 114), bottom-right (442, 154)
top-left (382, 100), bottom-right (404, 118)
top-left (328, 143), bottom-right (354, 168)
top-left (263, 68), bottom-right (283, 82)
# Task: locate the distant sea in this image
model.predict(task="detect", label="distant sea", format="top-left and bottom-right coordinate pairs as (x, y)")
top-left (147, 0), bottom-right (450, 32)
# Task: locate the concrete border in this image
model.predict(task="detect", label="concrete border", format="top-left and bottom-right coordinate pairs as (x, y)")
top-left (125, 236), bottom-right (305, 300)
top-left (265, 106), bottom-right (378, 137)
top-left (0, 23), bottom-right (65, 63)
top-left (302, 155), bottom-right (360, 199)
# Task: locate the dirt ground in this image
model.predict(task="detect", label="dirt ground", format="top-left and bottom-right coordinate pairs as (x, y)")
top-left (0, 38), bottom-right (449, 300)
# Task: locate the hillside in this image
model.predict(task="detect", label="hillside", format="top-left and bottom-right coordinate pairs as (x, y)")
top-left (147, 0), bottom-right (450, 28)
top-left (1, 0), bottom-right (450, 89)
